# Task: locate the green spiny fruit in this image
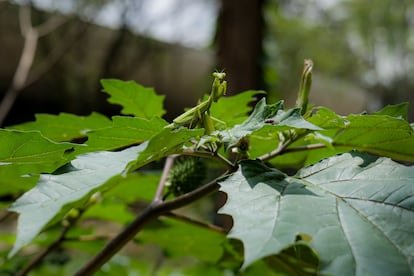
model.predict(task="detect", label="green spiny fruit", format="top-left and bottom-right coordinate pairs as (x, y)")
top-left (167, 156), bottom-right (207, 196)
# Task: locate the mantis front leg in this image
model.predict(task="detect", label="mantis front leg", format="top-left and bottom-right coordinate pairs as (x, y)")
top-left (166, 71), bottom-right (227, 131)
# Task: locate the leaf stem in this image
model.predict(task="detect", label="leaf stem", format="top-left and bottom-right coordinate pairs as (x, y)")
top-left (181, 148), bottom-right (236, 169)
top-left (153, 155), bottom-right (177, 204)
top-left (163, 211), bottom-right (227, 234)
top-left (282, 143), bottom-right (327, 154)
top-left (259, 138), bottom-right (292, 162)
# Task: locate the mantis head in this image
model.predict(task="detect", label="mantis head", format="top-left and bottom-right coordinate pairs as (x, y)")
top-left (212, 71), bottom-right (227, 102)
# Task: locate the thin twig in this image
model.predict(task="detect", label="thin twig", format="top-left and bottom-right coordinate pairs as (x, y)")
top-left (75, 171), bottom-right (229, 276)
top-left (259, 138), bottom-right (292, 162)
top-left (153, 155), bottom-right (177, 204)
top-left (282, 143), bottom-right (327, 154)
top-left (0, 4), bottom-right (69, 126)
top-left (37, 15), bottom-right (67, 37)
top-left (180, 148), bottom-right (236, 169)
top-left (163, 212), bottom-right (227, 234)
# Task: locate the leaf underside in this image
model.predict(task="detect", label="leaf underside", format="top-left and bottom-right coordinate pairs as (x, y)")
top-left (8, 144), bottom-right (146, 257)
top-left (218, 153), bottom-right (414, 275)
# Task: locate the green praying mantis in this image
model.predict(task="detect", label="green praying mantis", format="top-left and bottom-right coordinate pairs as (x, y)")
top-left (166, 71), bottom-right (227, 134)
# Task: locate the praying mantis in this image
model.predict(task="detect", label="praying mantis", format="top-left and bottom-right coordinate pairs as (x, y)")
top-left (166, 71), bottom-right (227, 134)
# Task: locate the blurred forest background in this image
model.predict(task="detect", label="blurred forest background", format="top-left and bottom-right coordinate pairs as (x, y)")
top-left (0, 0), bottom-right (413, 127)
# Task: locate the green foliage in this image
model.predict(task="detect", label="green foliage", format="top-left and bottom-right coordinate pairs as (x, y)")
top-left (219, 156), bottom-right (414, 275)
top-left (101, 79), bottom-right (166, 119)
top-left (1, 74), bottom-right (413, 275)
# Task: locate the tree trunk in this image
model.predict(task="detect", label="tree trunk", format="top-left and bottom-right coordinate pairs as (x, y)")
top-left (216, 0), bottom-right (264, 95)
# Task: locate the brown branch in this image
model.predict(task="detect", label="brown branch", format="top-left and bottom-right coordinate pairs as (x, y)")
top-left (75, 172), bottom-right (227, 276)
top-left (153, 155), bottom-right (177, 203)
top-left (0, 17), bottom-right (38, 126)
top-left (259, 137), bottom-right (292, 162)
top-left (25, 22), bottom-right (88, 89)
top-left (0, 5), bottom-right (70, 126)
top-left (282, 143), bottom-right (327, 154)
top-left (37, 15), bottom-right (67, 37)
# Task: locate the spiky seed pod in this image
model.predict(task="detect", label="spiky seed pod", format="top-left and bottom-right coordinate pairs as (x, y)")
top-left (167, 156), bottom-right (207, 196)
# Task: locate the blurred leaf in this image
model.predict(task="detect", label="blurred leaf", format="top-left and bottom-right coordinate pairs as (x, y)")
top-left (83, 200), bottom-right (134, 225)
top-left (101, 79), bottom-right (165, 119)
top-left (106, 172), bottom-right (159, 202)
top-left (372, 103), bottom-right (409, 120)
top-left (138, 217), bottom-right (225, 263)
top-left (218, 154), bottom-right (414, 275)
top-left (264, 242), bottom-right (321, 276)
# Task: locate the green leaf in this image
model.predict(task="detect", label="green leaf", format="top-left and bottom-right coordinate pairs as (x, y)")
top-left (8, 144), bottom-right (146, 257)
top-left (210, 90), bottom-right (265, 126)
top-left (0, 130), bottom-right (74, 191)
top-left (218, 154), bottom-right (414, 275)
top-left (269, 107), bottom-right (414, 169)
top-left (125, 127), bottom-right (204, 172)
top-left (0, 130), bottom-right (73, 172)
top-left (7, 112), bottom-right (111, 142)
top-left (219, 99), bottom-right (321, 147)
top-left (81, 116), bottom-right (167, 152)
top-left (372, 102), bottom-right (409, 120)
top-left (138, 217), bottom-right (225, 263)
top-left (101, 79), bottom-right (165, 119)
top-left (0, 170), bottom-right (38, 195)
top-left (83, 200), bottom-right (134, 225)
top-left (105, 172), bottom-right (159, 202)
top-left (264, 242), bottom-right (321, 276)
top-left (333, 114), bottom-right (414, 162)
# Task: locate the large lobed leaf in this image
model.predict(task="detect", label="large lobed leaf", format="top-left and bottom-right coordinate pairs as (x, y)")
top-left (7, 112), bottom-right (111, 142)
top-left (256, 105), bottom-right (414, 169)
top-left (209, 90), bottom-right (265, 127)
top-left (0, 129), bottom-right (74, 191)
top-left (8, 144), bottom-right (146, 257)
top-left (81, 116), bottom-right (167, 152)
top-left (0, 130), bottom-right (73, 172)
top-left (218, 153), bottom-right (414, 275)
top-left (125, 127), bottom-right (204, 172)
top-left (8, 127), bottom-right (203, 257)
top-left (7, 112), bottom-right (168, 155)
top-left (101, 79), bottom-right (165, 119)
top-left (218, 99), bottom-right (321, 148)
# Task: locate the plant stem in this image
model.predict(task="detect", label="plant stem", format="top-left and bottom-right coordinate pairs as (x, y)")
top-left (259, 138), bottom-right (292, 162)
top-left (282, 143), bottom-right (326, 154)
top-left (153, 155), bottom-right (177, 204)
top-left (181, 148), bottom-right (236, 169)
top-left (75, 173), bottom-right (227, 276)
top-left (163, 212), bottom-right (227, 234)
